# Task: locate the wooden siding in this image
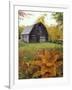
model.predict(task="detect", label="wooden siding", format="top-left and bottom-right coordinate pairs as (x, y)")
top-left (21, 22), bottom-right (48, 43)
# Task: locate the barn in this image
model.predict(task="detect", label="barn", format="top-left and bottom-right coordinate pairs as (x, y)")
top-left (21, 22), bottom-right (48, 43)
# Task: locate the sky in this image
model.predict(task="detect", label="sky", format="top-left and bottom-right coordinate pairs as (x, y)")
top-left (18, 11), bottom-right (57, 26)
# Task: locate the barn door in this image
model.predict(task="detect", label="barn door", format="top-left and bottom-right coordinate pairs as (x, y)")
top-left (36, 35), bottom-right (40, 42)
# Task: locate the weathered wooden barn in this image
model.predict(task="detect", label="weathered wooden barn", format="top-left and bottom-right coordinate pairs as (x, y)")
top-left (21, 22), bottom-right (48, 43)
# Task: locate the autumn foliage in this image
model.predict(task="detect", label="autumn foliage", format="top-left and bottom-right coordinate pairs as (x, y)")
top-left (19, 48), bottom-right (63, 79)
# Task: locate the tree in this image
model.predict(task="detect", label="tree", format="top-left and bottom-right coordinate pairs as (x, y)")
top-left (52, 12), bottom-right (63, 26)
top-left (19, 26), bottom-right (24, 39)
top-left (52, 13), bottom-right (63, 42)
top-left (36, 14), bottom-right (47, 24)
top-left (47, 26), bottom-right (63, 42)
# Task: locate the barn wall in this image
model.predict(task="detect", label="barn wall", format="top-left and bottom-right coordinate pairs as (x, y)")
top-left (29, 23), bottom-right (48, 42)
top-left (21, 34), bottom-right (29, 43)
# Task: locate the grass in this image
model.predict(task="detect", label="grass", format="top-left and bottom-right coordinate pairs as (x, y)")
top-left (19, 41), bottom-right (63, 62)
top-left (19, 41), bottom-right (63, 52)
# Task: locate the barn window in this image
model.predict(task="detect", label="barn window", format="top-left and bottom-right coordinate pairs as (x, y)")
top-left (39, 26), bottom-right (42, 34)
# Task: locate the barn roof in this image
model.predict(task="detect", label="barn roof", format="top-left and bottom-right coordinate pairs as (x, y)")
top-left (21, 22), bottom-right (47, 35)
top-left (21, 25), bottom-right (33, 35)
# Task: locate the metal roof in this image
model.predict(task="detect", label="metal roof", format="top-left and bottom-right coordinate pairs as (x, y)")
top-left (21, 25), bottom-right (33, 35)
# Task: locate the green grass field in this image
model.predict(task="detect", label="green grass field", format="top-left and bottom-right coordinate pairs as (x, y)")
top-left (19, 41), bottom-right (63, 51)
